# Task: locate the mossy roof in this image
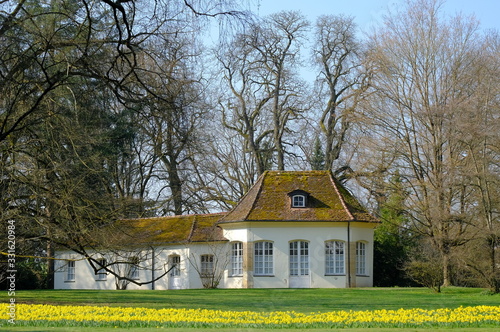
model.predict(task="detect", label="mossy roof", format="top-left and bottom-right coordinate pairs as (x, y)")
top-left (104, 171), bottom-right (376, 246)
top-left (218, 170), bottom-right (378, 223)
top-left (112, 212), bottom-right (227, 246)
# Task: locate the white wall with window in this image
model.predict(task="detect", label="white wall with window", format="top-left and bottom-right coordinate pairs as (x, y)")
top-left (128, 256), bottom-right (140, 280)
top-left (351, 226), bottom-right (375, 287)
top-left (221, 222), bottom-right (374, 289)
top-left (200, 254), bottom-right (214, 277)
top-left (170, 255), bottom-right (181, 277)
top-left (325, 240), bottom-right (345, 275)
top-left (55, 247), bottom-right (191, 290)
top-left (95, 258), bottom-right (107, 281)
top-left (254, 241), bottom-right (274, 276)
top-left (230, 242), bottom-right (243, 276)
top-left (66, 260), bottom-right (76, 282)
top-left (54, 222), bottom-right (374, 290)
top-left (356, 241), bottom-right (367, 276)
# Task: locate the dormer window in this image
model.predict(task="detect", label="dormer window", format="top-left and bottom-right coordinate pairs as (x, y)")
top-left (292, 195), bottom-right (306, 207)
top-left (288, 190), bottom-right (310, 208)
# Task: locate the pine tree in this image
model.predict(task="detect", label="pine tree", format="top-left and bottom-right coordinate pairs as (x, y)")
top-left (310, 137), bottom-right (326, 170)
top-left (373, 174), bottom-right (415, 286)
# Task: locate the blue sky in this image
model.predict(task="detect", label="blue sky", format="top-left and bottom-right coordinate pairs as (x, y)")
top-left (251, 0), bottom-right (499, 33)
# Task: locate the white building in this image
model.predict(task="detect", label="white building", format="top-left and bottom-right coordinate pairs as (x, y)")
top-left (54, 171), bottom-right (379, 290)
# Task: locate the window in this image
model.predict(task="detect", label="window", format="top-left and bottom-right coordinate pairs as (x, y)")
top-left (96, 258), bottom-right (107, 280)
top-left (231, 242), bottom-right (243, 276)
top-left (170, 255), bottom-right (181, 277)
top-left (292, 195), bottom-right (306, 207)
top-left (66, 260), bottom-right (75, 281)
top-left (356, 242), bottom-right (367, 275)
top-left (325, 241), bottom-right (345, 275)
top-left (254, 241), bottom-right (273, 276)
top-left (290, 241), bottom-right (309, 276)
top-left (200, 254), bottom-right (214, 277)
top-left (128, 256), bottom-right (140, 280)
top-left (288, 190), bottom-right (309, 208)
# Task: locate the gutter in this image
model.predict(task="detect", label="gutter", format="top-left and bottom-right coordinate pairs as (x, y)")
top-left (329, 172), bottom-right (355, 288)
top-left (151, 246), bottom-right (155, 290)
top-left (347, 219), bottom-right (351, 288)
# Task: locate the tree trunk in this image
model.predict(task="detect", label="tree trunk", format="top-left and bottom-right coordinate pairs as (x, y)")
top-left (46, 239), bottom-right (55, 289)
top-left (442, 250), bottom-right (451, 287)
top-left (168, 160), bottom-right (183, 216)
top-left (489, 235), bottom-right (499, 293)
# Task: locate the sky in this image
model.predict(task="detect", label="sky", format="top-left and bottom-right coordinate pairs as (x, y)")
top-left (250, 0), bottom-right (500, 34)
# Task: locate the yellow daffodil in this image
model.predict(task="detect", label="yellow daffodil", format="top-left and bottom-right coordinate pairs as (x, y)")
top-left (2, 303), bottom-right (499, 328)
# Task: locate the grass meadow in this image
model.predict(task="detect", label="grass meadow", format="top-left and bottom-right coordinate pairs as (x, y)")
top-left (2, 287), bottom-right (499, 331)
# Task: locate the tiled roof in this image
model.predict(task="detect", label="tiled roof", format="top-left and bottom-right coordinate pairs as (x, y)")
top-left (218, 170), bottom-right (378, 223)
top-left (105, 171), bottom-right (376, 247)
top-left (112, 212), bottom-right (227, 246)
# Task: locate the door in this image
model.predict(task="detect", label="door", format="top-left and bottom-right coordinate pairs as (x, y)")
top-left (289, 241), bottom-right (310, 288)
top-left (168, 255), bottom-right (182, 289)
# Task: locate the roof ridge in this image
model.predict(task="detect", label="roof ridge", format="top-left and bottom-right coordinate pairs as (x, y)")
top-left (242, 171), bottom-right (266, 221)
top-left (328, 171), bottom-right (355, 221)
top-left (121, 212), bottom-right (226, 222)
top-left (187, 215), bottom-right (198, 242)
top-left (266, 170), bottom-right (329, 174)
top-left (219, 171), bottom-right (267, 222)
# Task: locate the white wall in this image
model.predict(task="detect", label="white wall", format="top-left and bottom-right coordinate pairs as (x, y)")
top-left (54, 222), bottom-right (375, 290)
top-left (54, 246), bottom-right (193, 290)
top-left (221, 222), bottom-right (375, 288)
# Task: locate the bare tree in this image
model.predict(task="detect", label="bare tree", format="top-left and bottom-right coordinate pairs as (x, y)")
top-left (217, 10), bottom-right (309, 174)
top-left (0, 0), bottom-right (246, 287)
top-left (133, 33), bottom-right (208, 215)
top-left (457, 31), bottom-right (500, 292)
top-left (193, 123), bottom-right (260, 210)
top-left (365, 0), bottom-right (486, 286)
top-left (187, 242), bottom-right (230, 289)
top-left (217, 30), bottom-right (275, 176)
top-left (311, 15), bottom-right (370, 173)
top-left (257, 11), bottom-right (309, 170)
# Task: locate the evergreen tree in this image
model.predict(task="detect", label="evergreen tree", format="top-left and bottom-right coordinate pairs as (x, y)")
top-left (310, 137), bottom-right (326, 170)
top-left (373, 174), bottom-right (415, 286)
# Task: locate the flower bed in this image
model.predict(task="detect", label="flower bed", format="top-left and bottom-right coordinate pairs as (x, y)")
top-left (2, 304), bottom-right (500, 329)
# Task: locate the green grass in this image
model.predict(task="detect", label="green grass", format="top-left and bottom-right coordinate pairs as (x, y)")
top-left (5, 328), bottom-right (500, 332)
top-left (14, 287), bottom-right (499, 313)
top-left (5, 287), bottom-right (500, 330)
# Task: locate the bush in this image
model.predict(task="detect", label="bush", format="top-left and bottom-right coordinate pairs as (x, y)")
top-left (405, 259), bottom-right (443, 293)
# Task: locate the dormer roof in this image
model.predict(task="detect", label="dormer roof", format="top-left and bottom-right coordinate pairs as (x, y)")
top-left (287, 189), bottom-right (310, 197)
top-left (218, 170), bottom-right (378, 223)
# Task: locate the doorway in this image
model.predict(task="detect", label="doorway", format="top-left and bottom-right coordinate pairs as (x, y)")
top-left (289, 241), bottom-right (310, 288)
top-left (168, 255), bottom-right (182, 289)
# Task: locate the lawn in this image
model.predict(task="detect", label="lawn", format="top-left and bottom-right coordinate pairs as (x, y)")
top-left (13, 287), bottom-right (499, 312)
top-left (3, 287), bottom-right (500, 330)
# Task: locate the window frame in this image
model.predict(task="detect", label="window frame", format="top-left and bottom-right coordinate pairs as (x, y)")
top-left (200, 254), bottom-right (215, 277)
top-left (288, 190), bottom-right (310, 208)
top-left (170, 255), bottom-right (181, 277)
top-left (66, 260), bottom-right (76, 282)
top-left (254, 241), bottom-right (274, 276)
top-left (325, 240), bottom-right (345, 275)
top-left (128, 256), bottom-right (140, 280)
top-left (289, 240), bottom-right (309, 276)
top-left (356, 241), bottom-right (367, 276)
top-left (95, 258), bottom-right (107, 281)
top-left (292, 194), bottom-right (306, 208)
top-left (230, 242), bottom-right (243, 277)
